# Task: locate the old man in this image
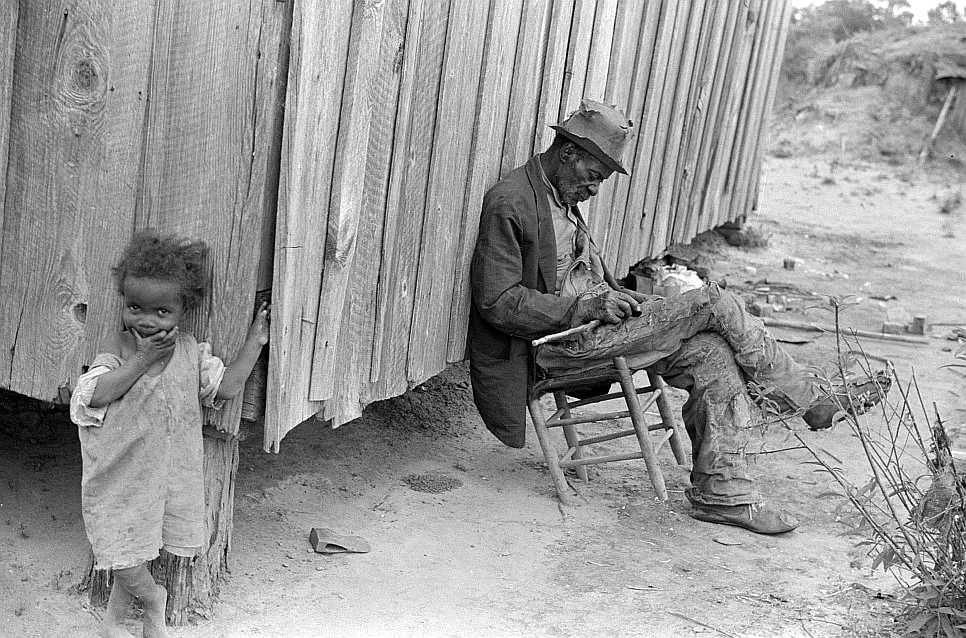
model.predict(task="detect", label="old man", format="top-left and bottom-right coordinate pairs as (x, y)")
top-left (467, 99), bottom-right (888, 535)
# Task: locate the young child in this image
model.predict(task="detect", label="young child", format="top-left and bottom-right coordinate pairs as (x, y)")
top-left (70, 230), bottom-right (269, 638)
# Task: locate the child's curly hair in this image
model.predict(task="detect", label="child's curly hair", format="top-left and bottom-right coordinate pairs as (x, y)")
top-left (112, 229), bottom-right (210, 310)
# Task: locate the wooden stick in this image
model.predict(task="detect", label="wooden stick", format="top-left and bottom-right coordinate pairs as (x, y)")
top-left (919, 84), bottom-right (958, 166)
top-left (762, 317), bottom-right (930, 345)
top-left (668, 611), bottom-right (739, 638)
top-left (532, 320), bottom-right (601, 346)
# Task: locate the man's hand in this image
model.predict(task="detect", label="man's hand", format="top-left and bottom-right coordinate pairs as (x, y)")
top-left (131, 327), bottom-right (178, 369)
top-left (572, 290), bottom-right (641, 326)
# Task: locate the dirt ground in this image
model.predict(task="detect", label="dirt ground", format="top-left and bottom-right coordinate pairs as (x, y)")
top-left (1, 153), bottom-right (964, 637)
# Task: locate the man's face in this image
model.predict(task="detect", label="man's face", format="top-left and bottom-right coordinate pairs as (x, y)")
top-left (553, 144), bottom-right (614, 206)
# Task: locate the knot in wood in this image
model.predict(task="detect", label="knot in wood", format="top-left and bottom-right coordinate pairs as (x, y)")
top-left (54, 20), bottom-right (109, 115)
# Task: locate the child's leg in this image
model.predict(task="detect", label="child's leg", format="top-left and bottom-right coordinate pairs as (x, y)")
top-left (112, 564), bottom-right (169, 638)
top-left (100, 577), bottom-right (134, 637)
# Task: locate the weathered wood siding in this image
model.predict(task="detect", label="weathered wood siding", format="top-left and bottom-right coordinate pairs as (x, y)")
top-left (0, 1), bottom-right (790, 452)
top-left (267, 0), bottom-right (792, 449)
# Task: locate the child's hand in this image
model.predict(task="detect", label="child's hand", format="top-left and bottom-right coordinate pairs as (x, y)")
top-left (247, 302), bottom-right (270, 346)
top-left (131, 326), bottom-right (178, 368)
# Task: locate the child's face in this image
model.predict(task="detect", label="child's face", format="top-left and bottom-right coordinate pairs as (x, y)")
top-left (121, 277), bottom-right (185, 337)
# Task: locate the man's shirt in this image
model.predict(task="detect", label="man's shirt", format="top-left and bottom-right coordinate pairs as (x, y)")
top-left (536, 161), bottom-right (607, 297)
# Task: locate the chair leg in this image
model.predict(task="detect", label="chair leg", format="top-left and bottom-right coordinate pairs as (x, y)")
top-left (554, 391), bottom-right (588, 482)
top-left (528, 398), bottom-right (574, 505)
top-left (615, 358), bottom-right (668, 501)
top-left (649, 371), bottom-right (690, 467)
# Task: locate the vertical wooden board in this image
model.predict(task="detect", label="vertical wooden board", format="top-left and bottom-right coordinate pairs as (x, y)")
top-left (532, 0), bottom-right (575, 153)
top-left (0, 0), bottom-right (17, 239)
top-left (369, 0), bottom-right (424, 390)
top-left (445, 0), bottom-right (525, 362)
top-left (0, 2), bottom-right (152, 397)
top-left (743, 0), bottom-right (793, 221)
top-left (368, 0), bottom-right (448, 399)
top-left (716, 0), bottom-right (772, 229)
top-left (308, 0), bottom-right (386, 402)
top-left (579, 0), bottom-right (617, 235)
top-left (614, 0), bottom-right (683, 268)
top-left (589, 0), bottom-right (645, 252)
top-left (637, 0), bottom-right (699, 259)
top-left (320, 0), bottom-right (409, 423)
top-left (557, 0), bottom-right (595, 122)
top-left (602, 0), bottom-right (646, 110)
top-left (734, 0), bottom-right (791, 225)
top-left (582, 0), bottom-right (616, 101)
top-left (597, 0), bottom-right (661, 260)
top-left (266, 0), bottom-right (353, 450)
top-left (501, 0), bottom-right (551, 176)
top-left (406, 0), bottom-right (488, 384)
top-left (698, 0), bottom-right (760, 230)
top-left (682, 0), bottom-right (746, 241)
top-left (690, 0), bottom-right (750, 237)
top-left (664, 0), bottom-right (719, 245)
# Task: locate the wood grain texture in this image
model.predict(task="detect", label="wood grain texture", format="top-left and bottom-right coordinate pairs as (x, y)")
top-left (589, 0), bottom-right (646, 254)
top-left (501, 0), bottom-right (551, 176)
top-left (309, 0), bottom-right (386, 402)
top-left (582, 0), bottom-right (616, 101)
top-left (407, 0), bottom-right (488, 384)
top-left (0, 1), bottom-right (152, 397)
top-left (532, 0), bottom-right (574, 153)
top-left (699, 0), bottom-right (760, 229)
top-left (681, 0), bottom-right (746, 241)
top-left (615, 0), bottom-right (681, 266)
top-left (662, 0), bottom-right (716, 246)
top-left (736, 0), bottom-right (792, 225)
top-left (579, 0), bottom-right (617, 229)
top-left (558, 0), bottom-right (595, 122)
top-left (598, 0), bottom-right (661, 261)
top-left (323, 0), bottom-right (409, 423)
top-left (0, 0), bottom-right (17, 244)
top-left (266, 0), bottom-right (353, 449)
top-left (368, 0), bottom-right (448, 398)
top-left (638, 0), bottom-right (697, 259)
top-left (445, 0), bottom-right (524, 362)
top-left (720, 0), bottom-right (777, 227)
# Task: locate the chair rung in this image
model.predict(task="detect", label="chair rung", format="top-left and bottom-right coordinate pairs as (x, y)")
top-left (565, 385), bottom-right (657, 410)
top-left (559, 451), bottom-right (643, 468)
top-left (549, 391), bottom-right (662, 429)
top-left (548, 409), bottom-right (629, 428)
top-left (577, 428), bottom-right (637, 446)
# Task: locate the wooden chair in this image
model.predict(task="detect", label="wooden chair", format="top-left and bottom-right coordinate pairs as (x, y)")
top-left (527, 356), bottom-right (690, 505)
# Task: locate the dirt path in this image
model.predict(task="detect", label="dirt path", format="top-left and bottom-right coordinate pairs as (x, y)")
top-left (1, 155), bottom-right (963, 637)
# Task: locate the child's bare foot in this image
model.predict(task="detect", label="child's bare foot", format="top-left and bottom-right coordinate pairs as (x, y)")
top-left (140, 585), bottom-right (169, 638)
top-left (100, 578), bottom-right (134, 637)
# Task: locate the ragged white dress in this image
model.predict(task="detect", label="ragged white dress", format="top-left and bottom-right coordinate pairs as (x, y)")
top-left (70, 332), bottom-right (225, 570)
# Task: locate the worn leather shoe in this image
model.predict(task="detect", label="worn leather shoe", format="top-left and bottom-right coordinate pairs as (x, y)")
top-left (804, 370), bottom-right (892, 431)
top-left (689, 501), bottom-right (799, 535)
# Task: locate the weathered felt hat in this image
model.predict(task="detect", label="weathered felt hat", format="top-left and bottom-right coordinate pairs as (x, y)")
top-left (550, 98), bottom-right (634, 175)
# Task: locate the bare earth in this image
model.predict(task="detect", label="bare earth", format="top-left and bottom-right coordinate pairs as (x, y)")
top-left (2, 155), bottom-right (964, 637)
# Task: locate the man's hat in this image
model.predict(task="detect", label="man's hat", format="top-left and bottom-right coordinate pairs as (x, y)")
top-left (550, 98), bottom-right (634, 175)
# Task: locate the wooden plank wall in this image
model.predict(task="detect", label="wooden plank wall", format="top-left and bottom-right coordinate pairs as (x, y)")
top-left (267, 0), bottom-right (792, 449)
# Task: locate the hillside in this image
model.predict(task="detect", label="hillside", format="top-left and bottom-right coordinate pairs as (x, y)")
top-left (771, 22), bottom-right (966, 166)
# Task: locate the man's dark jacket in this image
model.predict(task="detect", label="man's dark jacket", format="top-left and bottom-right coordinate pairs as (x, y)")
top-left (468, 156), bottom-right (579, 448)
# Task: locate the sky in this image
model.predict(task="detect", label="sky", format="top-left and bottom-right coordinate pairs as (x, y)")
top-left (790, 0), bottom-right (956, 23)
